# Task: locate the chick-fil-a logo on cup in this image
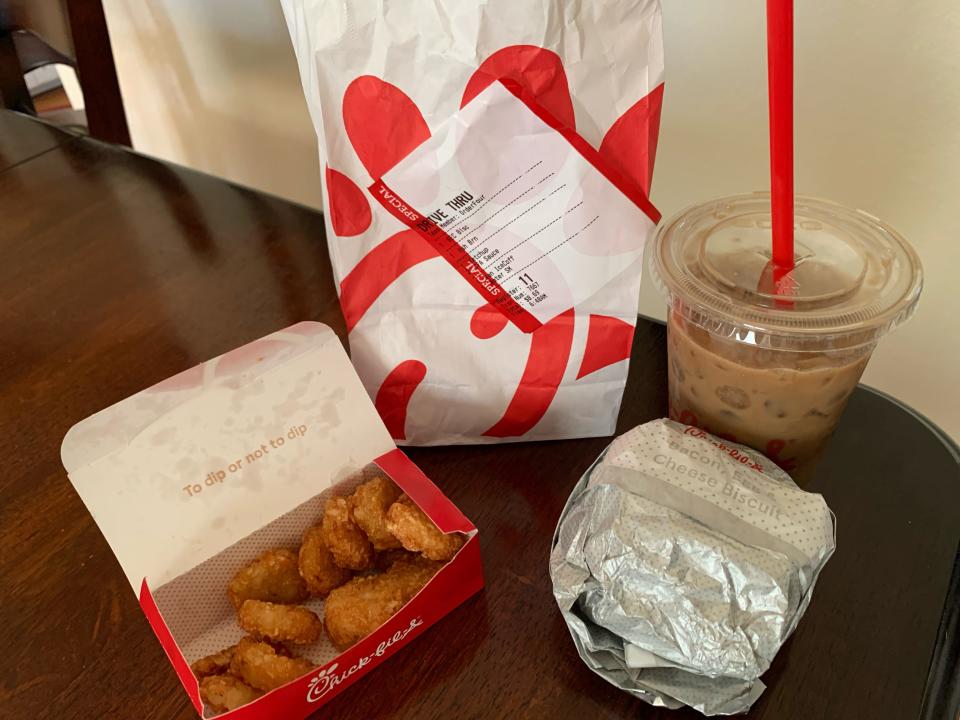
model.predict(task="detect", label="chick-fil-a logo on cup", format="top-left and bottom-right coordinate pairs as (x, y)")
top-left (306, 617), bottom-right (425, 702)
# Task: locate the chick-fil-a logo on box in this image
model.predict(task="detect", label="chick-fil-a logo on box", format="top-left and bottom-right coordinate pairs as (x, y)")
top-left (306, 617), bottom-right (425, 703)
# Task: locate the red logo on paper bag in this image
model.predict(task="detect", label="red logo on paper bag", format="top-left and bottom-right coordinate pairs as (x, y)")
top-left (335, 46), bottom-right (665, 439)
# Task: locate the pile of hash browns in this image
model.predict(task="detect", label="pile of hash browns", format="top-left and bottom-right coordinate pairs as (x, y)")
top-left (191, 476), bottom-right (465, 714)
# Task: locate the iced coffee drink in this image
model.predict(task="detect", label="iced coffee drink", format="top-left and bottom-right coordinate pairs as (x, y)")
top-left (651, 193), bottom-right (922, 477)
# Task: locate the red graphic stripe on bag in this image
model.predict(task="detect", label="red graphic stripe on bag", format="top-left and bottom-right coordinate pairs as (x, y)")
top-left (498, 79), bottom-right (661, 224)
top-left (369, 178), bottom-right (541, 333)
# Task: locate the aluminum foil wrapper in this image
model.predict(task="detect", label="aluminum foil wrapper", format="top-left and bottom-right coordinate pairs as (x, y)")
top-left (550, 419), bottom-right (836, 715)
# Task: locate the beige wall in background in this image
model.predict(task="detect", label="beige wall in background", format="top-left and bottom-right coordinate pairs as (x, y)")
top-left (102, 0), bottom-right (321, 207)
top-left (649, 1), bottom-right (960, 442)
top-left (103, 0), bottom-right (959, 440)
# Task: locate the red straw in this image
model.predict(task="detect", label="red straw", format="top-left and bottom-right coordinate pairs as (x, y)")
top-left (766, 0), bottom-right (794, 287)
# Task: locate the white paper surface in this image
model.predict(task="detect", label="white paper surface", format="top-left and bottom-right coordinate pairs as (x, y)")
top-left (61, 323), bottom-right (396, 590)
top-left (599, 421), bottom-right (836, 565)
top-left (378, 82), bottom-right (655, 331)
top-left (282, 0), bottom-right (665, 444)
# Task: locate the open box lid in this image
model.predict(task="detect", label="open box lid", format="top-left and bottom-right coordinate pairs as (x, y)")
top-left (61, 322), bottom-right (396, 591)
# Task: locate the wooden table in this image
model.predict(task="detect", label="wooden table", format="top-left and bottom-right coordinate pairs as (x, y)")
top-left (2, 110), bottom-right (958, 720)
top-left (0, 110), bottom-right (78, 170)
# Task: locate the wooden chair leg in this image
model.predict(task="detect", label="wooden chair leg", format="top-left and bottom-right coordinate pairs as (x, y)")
top-left (65, 0), bottom-right (130, 145)
top-left (0, 31), bottom-right (34, 114)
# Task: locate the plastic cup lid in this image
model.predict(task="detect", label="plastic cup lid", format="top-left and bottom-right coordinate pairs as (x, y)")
top-left (650, 192), bottom-right (923, 350)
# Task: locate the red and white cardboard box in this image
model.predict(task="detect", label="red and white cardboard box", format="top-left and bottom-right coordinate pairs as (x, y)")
top-left (60, 322), bottom-right (483, 718)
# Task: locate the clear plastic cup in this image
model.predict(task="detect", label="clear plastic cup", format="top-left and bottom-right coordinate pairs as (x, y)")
top-left (650, 192), bottom-right (922, 479)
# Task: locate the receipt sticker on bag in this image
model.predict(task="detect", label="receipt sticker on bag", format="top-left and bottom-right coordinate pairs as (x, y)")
top-left (371, 80), bottom-right (661, 333)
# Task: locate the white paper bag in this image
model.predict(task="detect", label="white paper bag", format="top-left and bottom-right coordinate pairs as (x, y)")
top-left (282, 0), bottom-right (665, 444)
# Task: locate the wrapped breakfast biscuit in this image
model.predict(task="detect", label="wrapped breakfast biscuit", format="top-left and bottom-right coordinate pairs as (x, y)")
top-left (550, 419), bottom-right (835, 715)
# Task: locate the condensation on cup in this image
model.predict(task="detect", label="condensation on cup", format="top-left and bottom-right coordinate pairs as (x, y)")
top-left (650, 192), bottom-right (922, 479)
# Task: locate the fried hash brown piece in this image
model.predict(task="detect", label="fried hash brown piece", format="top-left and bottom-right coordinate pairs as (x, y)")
top-left (238, 599), bottom-right (324, 644)
top-left (200, 674), bottom-right (262, 713)
top-left (323, 555), bottom-right (442, 650)
top-left (298, 525), bottom-right (353, 597)
top-left (230, 637), bottom-right (315, 692)
top-left (321, 496), bottom-right (374, 571)
top-left (190, 645), bottom-right (237, 679)
top-left (350, 476), bottom-right (403, 550)
top-left (385, 496), bottom-right (465, 562)
top-left (227, 549), bottom-right (308, 609)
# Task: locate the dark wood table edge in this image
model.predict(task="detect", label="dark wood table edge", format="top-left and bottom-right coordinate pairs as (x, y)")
top-left (856, 387), bottom-right (960, 720)
top-left (2, 112), bottom-right (327, 215)
top-left (0, 110), bottom-right (83, 172)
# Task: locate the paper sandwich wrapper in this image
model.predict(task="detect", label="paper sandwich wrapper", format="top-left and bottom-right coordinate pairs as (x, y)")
top-left (61, 322), bottom-right (483, 719)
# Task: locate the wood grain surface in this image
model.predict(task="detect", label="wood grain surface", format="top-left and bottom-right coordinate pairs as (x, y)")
top-left (1, 111), bottom-right (957, 720)
top-left (0, 110), bottom-right (76, 171)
